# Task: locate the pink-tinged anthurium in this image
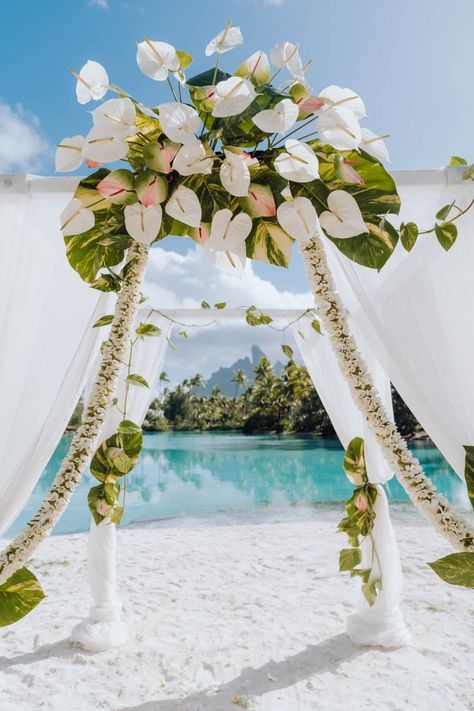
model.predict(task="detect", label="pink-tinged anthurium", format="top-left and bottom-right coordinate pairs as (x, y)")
top-left (165, 186), bottom-right (202, 227)
top-left (91, 98), bottom-right (137, 138)
top-left (319, 85), bottom-right (366, 119)
top-left (319, 190), bottom-right (367, 239)
top-left (172, 141), bottom-right (214, 176)
top-left (316, 107), bottom-right (361, 151)
top-left (124, 202), bottom-right (162, 244)
top-left (83, 127), bottom-right (129, 163)
top-left (241, 183), bottom-right (276, 217)
top-left (135, 171), bottom-right (168, 206)
top-left (190, 223), bottom-right (210, 244)
top-left (55, 135), bottom-right (84, 172)
top-left (202, 209), bottom-right (252, 275)
top-left (96, 500), bottom-right (112, 517)
top-left (60, 198), bottom-right (95, 236)
top-left (143, 139), bottom-right (180, 174)
top-left (211, 77), bottom-right (256, 118)
top-left (136, 39), bottom-right (179, 80)
top-left (220, 149), bottom-right (250, 197)
top-left (355, 493), bottom-right (368, 512)
top-left (205, 24), bottom-right (243, 56)
top-left (297, 95), bottom-right (325, 119)
top-left (360, 128), bottom-right (390, 162)
top-left (270, 41), bottom-right (304, 77)
top-left (252, 98), bottom-right (298, 134)
top-left (74, 60), bottom-right (109, 105)
top-left (334, 155), bottom-right (364, 186)
top-left (85, 159), bottom-right (102, 169)
top-left (274, 139), bottom-right (319, 183)
top-left (277, 197), bottom-right (320, 243)
top-left (235, 50), bottom-right (270, 85)
top-left (157, 102), bottom-right (200, 145)
top-left (97, 169), bottom-right (136, 204)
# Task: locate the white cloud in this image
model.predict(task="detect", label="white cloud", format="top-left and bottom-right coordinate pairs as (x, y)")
top-left (0, 102), bottom-right (49, 172)
top-left (88, 0), bottom-right (109, 8)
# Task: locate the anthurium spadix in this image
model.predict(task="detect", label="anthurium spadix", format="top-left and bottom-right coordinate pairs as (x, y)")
top-left (205, 24), bottom-right (243, 56)
top-left (97, 169), bottom-right (136, 204)
top-left (91, 98), bottom-right (137, 138)
top-left (274, 139), bottom-right (319, 183)
top-left (235, 50), bottom-right (270, 85)
top-left (270, 41), bottom-right (304, 78)
top-left (60, 198), bottom-right (95, 236)
top-left (165, 186), bottom-right (202, 227)
top-left (136, 39), bottom-right (179, 80)
top-left (211, 77), bottom-right (257, 118)
top-left (55, 135), bottom-right (84, 172)
top-left (252, 99), bottom-right (298, 134)
top-left (316, 107), bottom-right (361, 151)
top-left (277, 197), bottom-right (320, 243)
top-left (124, 203), bottom-right (162, 245)
top-left (143, 139), bottom-right (180, 174)
top-left (157, 102), bottom-right (200, 145)
top-left (220, 149), bottom-right (250, 197)
top-left (83, 127), bottom-right (129, 163)
top-left (173, 142), bottom-right (214, 176)
top-left (202, 209), bottom-right (252, 274)
top-left (240, 183), bottom-right (276, 218)
top-left (319, 190), bottom-right (367, 239)
top-left (319, 85), bottom-right (366, 119)
top-left (360, 128), bottom-right (390, 162)
top-left (74, 60), bottom-right (109, 104)
top-left (135, 171), bottom-right (168, 206)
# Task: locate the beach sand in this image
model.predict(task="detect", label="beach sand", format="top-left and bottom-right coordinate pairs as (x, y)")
top-left (1, 507), bottom-right (473, 711)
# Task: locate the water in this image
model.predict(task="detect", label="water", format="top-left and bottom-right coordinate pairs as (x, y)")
top-left (6, 432), bottom-right (468, 536)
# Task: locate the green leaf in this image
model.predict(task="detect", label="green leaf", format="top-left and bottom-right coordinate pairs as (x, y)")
top-left (104, 482), bottom-right (120, 505)
top-left (90, 272), bottom-right (123, 293)
top-left (435, 202), bottom-right (455, 221)
top-left (343, 437), bottom-right (367, 485)
top-left (0, 567), bottom-right (45, 627)
top-left (176, 50), bottom-right (192, 69)
top-left (463, 445), bottom-right (474, 510)
top-left (339, 548), bottom-right (361, 572)
top-left (328, 219), bottom-right (398, 271)
top-left (118, 420), bottom-right (142, 435)
top-left (463, 164), bottom-right (474, 180)
top-left (310, 319), bottom-right (321, 334)
top-left (281, 344), bottom-right (294, 359)
top-left (109, 505), bottom-right (124, 525)
top-left (450, 155), bottom-right (467, 166)
top-left (92, 314), bottom-right (114, 328)
top-left (428, 552), bottom-right (474, 589)
top-left (246, 218), bottom-right (293, 268)
top-left (135, 322), bottom-right (162, 337)
top-left (201, 300), bottom-right (210, 309)
top-left (361, 579), bottom-right (379, 606)
top-left (245, 305), bottom-right (273, 326)
top-left (400, 222), bottom-right (419, 252)
top-left (178, 330), bottom-right (188, 338)
top-left (126, 373), bottom-right (149, 389)
top-left (215, 302), bottom-right (227, 309)
top-left (435, 222), bottom-right (457, 251)
top-left (90, 428), bottom-right (143, 482)
top-left (187, 68), bottom-right (231, 87)
top-left (184, 173), bottom-right (238, 222)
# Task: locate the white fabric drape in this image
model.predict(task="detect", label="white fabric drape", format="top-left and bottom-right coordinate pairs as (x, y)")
top-left (293, 318), bottom-right (410, 647)
top-left (0, 177), bottom-right (109, 535)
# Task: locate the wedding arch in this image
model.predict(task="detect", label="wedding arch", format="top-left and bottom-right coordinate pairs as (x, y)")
top-left (1, 25), bottom-right (473, 649)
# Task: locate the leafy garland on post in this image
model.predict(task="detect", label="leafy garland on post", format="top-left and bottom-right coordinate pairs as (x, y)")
top-left (1, 22), bottom-right (474, 625)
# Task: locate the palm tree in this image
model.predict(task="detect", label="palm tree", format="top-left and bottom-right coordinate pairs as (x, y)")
top-left (231, 368), bottom-right (248, 397)
top-left (189, 373), bottom-right (206, 390)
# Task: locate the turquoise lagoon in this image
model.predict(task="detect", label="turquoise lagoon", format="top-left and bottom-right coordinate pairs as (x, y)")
top-left (7, 432), bottom-right (467, 536)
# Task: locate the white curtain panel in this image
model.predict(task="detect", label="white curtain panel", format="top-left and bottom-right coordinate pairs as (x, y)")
top-left (333, 168), bottom-right (474, 485)
top-left (0, 176), bottom-right (110, 536)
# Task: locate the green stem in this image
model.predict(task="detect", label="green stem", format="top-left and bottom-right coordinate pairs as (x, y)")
top-left (419, 197), bottom-right (474, 235)
top-left (167, 76), bottom-right (178, 102)
top-left (272, 116), bottom-right (317, 147)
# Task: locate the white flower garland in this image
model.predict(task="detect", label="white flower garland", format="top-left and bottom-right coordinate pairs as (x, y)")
top-left (301, 235), bottom-right (474, 552)
top-left (0, 241), bottom-right (149, 585)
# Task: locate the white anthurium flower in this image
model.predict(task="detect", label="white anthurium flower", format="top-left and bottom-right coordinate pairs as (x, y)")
top-left (277, 197), bottom-right (320, 243)
top-left (319, 190), bottom-right (367, 239)
top-left (203, 209), bottom-right (252, 274)
top-left (270, 41), bottom-right (304, 78)
top-left (173, 141), bottom-right (214, 176)
top-left (220, 149), bottom-right (250, 197)
top-left (360, 128), bottom-right (390, 162)
top-left (252, 98), bottom-right (298, 134)
top-left (157, 102), bottom-right (200, 145)
top-left (235, 50), bottom-right (270, 84)
top-left (319, 85), bottom-right (366, 119)
top-left (211, 77), bottom-right (257, 118)
top-left (274, 139), bottom-right (319, 183)
top-left (205, 24), bottom-right (243, 56)
top-left (165, 185), bottom-right (202, 227)
top-left (124, 203), bottom-right (162, 245)
top-left (60, 198), bottom-right (95, 236)
top-left (91, 98), bottom-right (137, 138)
top-left (83, 126), bottom-right (129, 163)
top-left (136, 39), bottom-right (179, 80)
top-left (75, 60), bottom-right (109, 105)
top-left (316, 107), bottom-right (362, 151)
top-left (55, 135), bottom-right (85, 172)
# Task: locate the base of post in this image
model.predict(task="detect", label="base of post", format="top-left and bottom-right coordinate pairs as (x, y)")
top-left (70, 614), bottom-right (127, 653)
top-left (346, 610), bottom-right (411, 648)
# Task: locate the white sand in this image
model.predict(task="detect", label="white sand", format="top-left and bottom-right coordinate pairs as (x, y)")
top-left (0, 508), bottom-right (473, 711)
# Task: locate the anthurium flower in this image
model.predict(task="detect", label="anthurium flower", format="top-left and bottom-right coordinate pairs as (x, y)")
top-left (360, 128), bottom-right (390, 162)
top-left (319, 85), bottom-right (366, 119)
top-left (97, 169), bottom-right (136, 204)
top-left (190, 223), bottom-right (210, 244)
top-left (157, 102), bottom-right (200, 145)
top-left (202, 209), bottom-right (252, 274)
top-left (277, 197), bottom-right (319, 243)
top-left (165, 186), bottom-right (202, 227)
top-left (55, 135), bottom-right (85, 172)
top-left (334, 155), bottom-right (364, 186)
top-left (319, 190), bottom-right (367, 239)
top-left (83, 126), bottom-right (129, 163)
top-left (74, 60), bottom-right (109, 104)
top-left (274, 139), bottom-right (319, 183)
top-left (205, 24), bottom-right (243, 56)
top-left (240, 183), bottom-right (276, 217)
top-left (297, 96), bottom-right (325, 119)
top-left (220, 149), bottom-right (250, 197)
top-left (270, 41), bottom-right (304, 77)
top-left (143, 139), bottom-right (180, 173)
top-left (91, 98), bottom-right (137, 138)
top-left (235, 50), bottom-right (270, 85)
top-left (316, 107), bottom-right (361, 151)
top-left (135, 171), bottom-right (168, 206)
top-left (252, 99), bottom-right (298, 134)
top-left (85, 159), bottom-right (102, 169)
top-left (60, 198), bottom-right (95, 236)
top-left (211, 77), bottom-right (256, 118)
top-left (136, 39), bottom-right (179, 80)
top-left (173, 141), bottom-right (214, 176)
top-left (124, 203), bottom-right (163, 244)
